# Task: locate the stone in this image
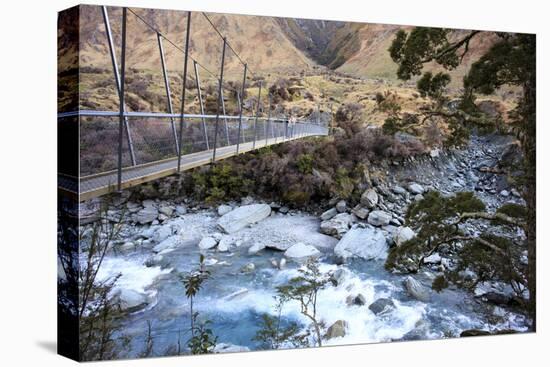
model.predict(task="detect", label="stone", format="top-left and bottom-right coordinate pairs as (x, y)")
top-left (241, 263), bottom-right (255, 273)
top-left (414, 194), bottom-right (424, 202)
top-left (430, 149), bottom-right (440, 158)
top-left (217, 236), bottom-right (233, 252)
top-left (352, 205), bottom-right (369, 220)
top-left (500, 190), bottom-right (510, 197)
top-left (175, 205), bottom-right (187, 215)
top-left (213, 343), bottom-right (250, 353)
top-left (248, 243), bottom-right (266, 255)
top-left (284, 242), bottom-right (321, 262)
top-left (153, 225), bottom-right (173, 243)
top-left (404, 276), bottom-right (430, 302)
top-left (394, 226), bottom-right (415, 246)
top-left (408, 183), bottom-right (425, 195)
top-left (360, 189), bottom-right (378, 209)
top-left (278, 258), bottom-right (287, 270)
top-left (136, 206), bottom-right (158, 224)
top-left (217, 204), bottom-right (233, 216)
top-left (320, 213), bottom-right (353, 238)
top-left (158, 206), bottom-right (174, 217)
top-left (392, 185), bottom-right (407, 196)
top-left (368, 298), bottom-right (396, 315)
top-left (320, 208), bottom-right (338, 221)
top-left (153, 235), bottom-right (188, 253)
top-left (265, 242), bottom-right (293, 251)
top-left (198, 237), bottom-right (218, 250)
top-left (116, 289), bottom-right (150, 312)
top-left (336, 200), bottom-right (347, 213)
top-left (423, 253), bottom-right (442, 264)
top-left (349, 293), bottom-right (366, 306)
top-left (279, 206), bottom-right (290, 214)
top-left (217, 204), bottom-right (271, 234)
top-left (334, 227), bottom-right (388, 260)
top-left (331, 268), bottom-right (350, 287)
top-left (325, 320), bottom-right (347, 339)
top-left (367, 210), bottom-right (392, 227)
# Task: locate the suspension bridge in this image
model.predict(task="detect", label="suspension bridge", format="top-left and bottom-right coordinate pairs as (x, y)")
top-left (57, 6), bottom-right (330, 202)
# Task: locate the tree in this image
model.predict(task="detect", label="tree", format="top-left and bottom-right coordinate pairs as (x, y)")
top-left (275, 260), bottom-right (331, 347)
top-left (179, 255), bottom-right (217, 354)
top-left (78, 204), bottom-right (128, 361)
top-left (386, 191), bottom-right (528, 305)
top-left (254, 296), bottom-right (308, 350)
top-left (389, 28), bottom-right (536, 329)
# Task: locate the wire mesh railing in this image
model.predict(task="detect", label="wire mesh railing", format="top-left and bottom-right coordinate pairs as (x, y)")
top-left (58, 6), bottom-right (330, 193)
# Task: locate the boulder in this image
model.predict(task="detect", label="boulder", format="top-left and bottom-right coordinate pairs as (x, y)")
top-left (408, 183), bottom-right (425, 195)
top-left (334, 227), bottom-right (388, 260)
top-left (404, 276), bottom-right (430, 302)
top-left (248, 243), bottom-right (266, 255)
top-left (217, 204), bottom-right (271, 234)
top-left (136, 207), bottom-right (158, 224)
top-left (153, 225), bottom-right (173, 243)
top-left (265, 242), bottom-right (293, 251)
top-left (241, 263), bottom-right (255, 273)
top-left (361, 189), bottom-right (379, 209)
top-left (392, 185), bottom-right (407, 196)
top-left (352, 206), bottom-right (369, 220)
top-left (198, 237), bottom-right (218, 250)
top-left (336, 200), bottom-right (347, 213)
top-left (158, 206), bottom-right (174, 217)
top-left (217, 236), bottom-right (233, 252)
top-left (423, 253), bottom-right (442, 264)
top-left (217, 204), bottom-right (233, 216)
top-left (394, 226), bottom-right (415, 246)
top-left (325, 320), bottom-right (347, 339)
top-left (153, 235), bottom-right (188, 253)
top-left (347, 293), bottom-right (366, 306)
top-left (320, 213), bottom-right (353, 238)
top-left (116, 289), bottom-right (150, 312)
top-left (330, 268), bottom-right (350, 287)
top-left (367, 210), bottom-right (392, 227)
top-left (279, 206), bottom-right (290, 214)
top-left (320, 208), bottom-right (338, 221)
top-left (368, 298), bottom-right (395, 315)
top-left (284, 242), bottom-right (321, 262)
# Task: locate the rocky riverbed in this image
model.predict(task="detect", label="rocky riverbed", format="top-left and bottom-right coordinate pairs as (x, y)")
top-left (78, 133), bottom-right (530, 356)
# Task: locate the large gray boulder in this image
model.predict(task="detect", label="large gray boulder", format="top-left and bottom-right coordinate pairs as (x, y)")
top-left (136, 206), bottom-right (158, 224)
top-left (325, 320), bottom-right (348, 339)
top-left (116, 289), bottom-right (150, 312)
top-left (320, 213), bottom-right (353, 238)
top-left (367, 210), bottom-right (392, 227)
top-left (394, 226), bottom-right (415, 246)
top-left (404, 276), bottom-right (430, 302)
top-left (217, 204), bottom-right (271, 234)
top-left (334, 227), bottom-right (388, 260)
top-left (284, 242), bottom-right (321, 262)
top-left (368, 298), bottom-right (395, 315)
top-left (320, 208), bottom-right (338, 221)
top-left (198, 236), bottom-right (218, 250)
top-left (153, 235), bottom-right (192, 253)
top-left (336, 200), bottom-right (347, 213)
top-left (361, 189), bottom-right (379, 208)
top-left (153, 225), bottom-right (173, 243)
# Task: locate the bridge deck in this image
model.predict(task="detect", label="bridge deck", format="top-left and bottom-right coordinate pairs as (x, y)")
top-left (60, 132), bottom-right (323, 202)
